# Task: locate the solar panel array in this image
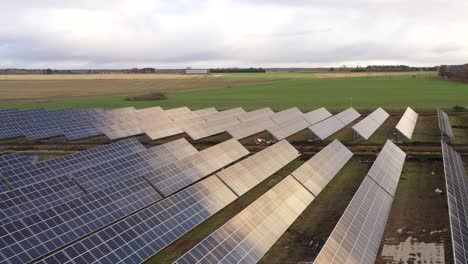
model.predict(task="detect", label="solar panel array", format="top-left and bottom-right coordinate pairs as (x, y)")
top-left (0, 138), bottom-right (145, 191)
top-left (176, 140), bottom-right (353, 264)
top-left (39, 140), bottom-right (299, 264)
top-left (438, 108), bottom-right (455, 141)
top-left (395, 107), bottom-right (418, 141)
top-left (0, 106), bottom-right (340, 141)
top-left (352, 108), bottom-right (389, 140)
top-left (310, 108), bottom-right (361, 140)
top-left (314, 140), bottom-right (406, 264)
top-left (441, 141), bottom-right (468, 264)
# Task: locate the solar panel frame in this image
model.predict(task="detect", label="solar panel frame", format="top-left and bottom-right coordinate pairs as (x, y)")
top-left (203, 107), bottom-right (246, 123)
top-left (309, 116), bottom-right (345, 140)
top-left (237, 107), bottom-right (274, 122)
top-left (335, 107), bottom-right (361, 124)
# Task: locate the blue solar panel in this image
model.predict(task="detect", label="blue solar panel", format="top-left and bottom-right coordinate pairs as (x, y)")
top-left (0, 177), bottom-right (162, 264)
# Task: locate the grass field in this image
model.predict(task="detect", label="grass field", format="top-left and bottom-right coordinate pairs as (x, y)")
top-left (1, 72), bottom-right (467, 110)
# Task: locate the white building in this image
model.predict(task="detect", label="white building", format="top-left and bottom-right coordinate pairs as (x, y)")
top-left (185, 69), bottom-right (209, 74)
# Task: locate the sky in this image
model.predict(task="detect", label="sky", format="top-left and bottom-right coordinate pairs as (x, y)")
top-left (1, 0), bottom-right (467, 69)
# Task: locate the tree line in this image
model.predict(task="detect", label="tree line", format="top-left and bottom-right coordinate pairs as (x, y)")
top-left (439, 64), bottom-right (468, 81)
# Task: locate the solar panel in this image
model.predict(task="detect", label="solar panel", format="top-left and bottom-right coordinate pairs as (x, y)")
top-left (237, 107), bottom-right (274, 122)
top-left (309, 108), bottom-right (361, 140)
top-left (303, 107), bottom-right (333, 125)
top-left (313, 139), bottom-right (406, 264)
top-left (141, 121), bottom-right (184, 140)
top-left (217, 140), bottom-right (300, 196)
top-left (144, 139), bottom-right (249, 196)
top-left (270, 107), bottom-right (303, 125)
top-left (0, 139), bottom-right (197, 225)
top-left (0, 153), bottom-right (31, 170)
top-left (291, 140), bottom-right (353, 196)
top-left (0, 146), bottom-right (3, 154)
top-left (74, 139), bottom-right (199, 193)
top-left (352, 108), bottom-right (389, 140)
top-left (39, 176), bottom-right (238, 264)
top-left (175, 175), bottom-right (315, 264)
top-left (366, 140), bottom-right (406, 196)
top-left (395, 107), bottom-right (418, 141)
top-left (309, 116), bottom-right (345, 140)
top-left (193, 107), bottom-right (218, 116)
top-left (0, 138), bottom-right (145, 190)
top-left (438, 108), bottom-right (454, 141)
top-left (165, 106), bottom-right (192, 119)
top-left (203, 107), bottom-right (245, 123)
top-left (441, 141), bottom-right (468, 264)
top-left (226, 116), bottom-right (278, 140)
top-left (313, 177), bottom-right (393, 264)
top-left (0, 177), bottom-right (162, 264)
top-left (268, 116), bottom-right (311, 140)
top-left (184, 116), bottom-right (241, 140)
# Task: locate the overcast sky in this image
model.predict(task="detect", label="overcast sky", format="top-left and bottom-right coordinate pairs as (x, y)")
top-left (1, 0), bottom-right (467, 69)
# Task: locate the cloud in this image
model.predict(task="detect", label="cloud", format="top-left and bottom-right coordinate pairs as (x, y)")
top-left (1, 0), bottom-right (467, 68)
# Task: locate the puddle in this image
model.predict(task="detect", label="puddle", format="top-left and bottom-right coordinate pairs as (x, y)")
top-left (381, 236), bottom-right (444, 264)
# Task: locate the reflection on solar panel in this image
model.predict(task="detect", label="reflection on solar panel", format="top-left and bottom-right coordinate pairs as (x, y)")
top-left (40, 176), bottom-right (239, 264)
top-left (176, 176), bottom-right (314, 264)
top-left (366, 140), bottom-right (406, 196)
top-left (176, 140), bottom-right (353, 264)
top-left (438, 108), bottom-right (454, 142)
top-left (217, 140), bottom-right (299, 195)
top-left (74, 139), bottom-right (200, 193)
top-left (0, 178), bottom-right (162, 264)
top-left (193, 107), bottom-right (218, 116)
top-left (144, 139), bottom-right (249, 196)
top-left (227, 116), bottom-right (278, 140)
top-left (352, 108), bottom-right (389, 140)
top-left (314, 139), bottom-right (406, 264)
top-left (292, 140), bottom-right (353, 196)
top-left (441, 141), bottom-right (468, 264)
top-left (303, 108), bottom-right (333, 125)
top-left (309, 108), bottom-right (361, 140)
top-left (395, 107), bottom-right (418, 141)
top-left (165, 106), bottom-right (191, 119)
top-left (314, 177), bottom-right (393, 264)
top-left (268, 116), bottom-right (310, 140)
top-left (237, 107), bottom-right (274, 122)
top-left (271, 107), bottom-right (303, 124)
top-left (184, 116), bottom-right (241, 140)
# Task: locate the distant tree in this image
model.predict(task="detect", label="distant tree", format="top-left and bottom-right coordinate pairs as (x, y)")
top-left (329, 67), bottom-right (335, 72)
top-left (44, 68), bottom-right (53, 74)
top-left (439, 65), bottom-right (448, 78)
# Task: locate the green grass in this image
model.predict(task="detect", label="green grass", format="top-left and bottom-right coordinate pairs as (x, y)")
top-left (1, 75), bottom-right (467, 111)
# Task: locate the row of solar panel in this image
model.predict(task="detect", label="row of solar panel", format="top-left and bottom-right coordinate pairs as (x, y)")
top-left (438, 108), bottom-right (454, 142)
top-left (38, 139), bottom-right (355, 264)
top-left (0, 137), bottom-right (305, 263)
top-left (0, 107), bottom-right (422, 145)
top-left (314, 140), bottom-right (406, 264)
top-left (441, 141), bottom-right (468, 264)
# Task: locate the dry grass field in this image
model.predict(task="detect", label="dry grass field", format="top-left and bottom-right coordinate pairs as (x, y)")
top-left (0, 75), bottom-right (283, 104)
